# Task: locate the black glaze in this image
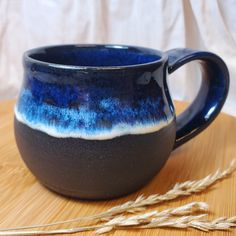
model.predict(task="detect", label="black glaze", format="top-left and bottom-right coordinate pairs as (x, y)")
top-left (15, 117), bottom-right (175, 199)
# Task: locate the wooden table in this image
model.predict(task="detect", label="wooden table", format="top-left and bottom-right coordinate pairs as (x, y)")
top-left (0, 100), bottom-right (236, 236)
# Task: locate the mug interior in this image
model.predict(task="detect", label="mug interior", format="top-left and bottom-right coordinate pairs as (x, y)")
top-left (26, 45), bottom-right (162, 68)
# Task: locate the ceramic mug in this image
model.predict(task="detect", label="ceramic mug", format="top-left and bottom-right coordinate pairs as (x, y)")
top-left (14, 45), bottom-right (229, 200)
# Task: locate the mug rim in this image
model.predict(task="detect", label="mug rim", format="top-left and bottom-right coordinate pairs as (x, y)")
top-left (23, 44), bottom-right (167, 71)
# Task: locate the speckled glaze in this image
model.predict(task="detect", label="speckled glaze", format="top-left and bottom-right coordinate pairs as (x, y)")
top-left (14, 45), bottom-right (229, 199)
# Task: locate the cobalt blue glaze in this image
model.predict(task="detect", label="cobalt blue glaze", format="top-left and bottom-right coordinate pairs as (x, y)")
top-left (16, 45), bottom-right (173, 140)
top-left (167, 49), bottom-right (229, 148)
top-left (14, 45), bottom-right (229, 199)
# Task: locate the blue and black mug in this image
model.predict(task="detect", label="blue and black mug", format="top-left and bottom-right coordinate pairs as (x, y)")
top-left (14, 45), bottom-right (229, 199)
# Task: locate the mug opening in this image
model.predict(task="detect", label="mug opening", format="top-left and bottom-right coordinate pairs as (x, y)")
top-left (24, 44), bottom-right (164, 69)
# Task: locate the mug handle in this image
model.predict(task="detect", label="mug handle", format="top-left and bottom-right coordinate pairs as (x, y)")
top-left (167, 49), bottom-right (229, 149)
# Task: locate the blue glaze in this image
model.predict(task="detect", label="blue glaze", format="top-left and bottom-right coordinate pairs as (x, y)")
top-left (16, 45), bottom-right (229, 144)
top-left (16, 88), bottom-right (171, 138)
top-left (16, 45), bottom-right (174, 139)
top-left (167, 49), bottom-right (229, 148)
top-left (29, 45), bottom-right (160, 67)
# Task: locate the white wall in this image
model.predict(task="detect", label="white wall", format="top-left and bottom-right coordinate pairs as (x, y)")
top-left (1, 0), bottom-right (236, 115)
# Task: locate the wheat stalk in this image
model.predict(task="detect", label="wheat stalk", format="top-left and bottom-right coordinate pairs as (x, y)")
top-left (96, 158), bottom-right (236, 234)
top-left (1, 211), bottom-right (236, 235)
top-left (107, 158), bottom-right (236, 215)
top-left (0, 215), bottom-right (209, 235)
top-left (96, 201), bottom-right (209, 234)
top-left (0, 202), bottom-right (209, 235)
top-left (137, 215), bottom-right (236, 232)
top-left (1, 159), bottom-right (235, 233)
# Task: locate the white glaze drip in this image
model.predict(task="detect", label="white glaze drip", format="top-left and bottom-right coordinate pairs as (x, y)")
top-left (15, 108), bottom-right (174, 140)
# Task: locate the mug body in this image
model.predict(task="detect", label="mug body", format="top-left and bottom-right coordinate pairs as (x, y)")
top-left (14, 45), bottom-right (176, 199)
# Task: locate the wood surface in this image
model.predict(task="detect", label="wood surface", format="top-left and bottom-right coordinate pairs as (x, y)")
top-left (0, 99), bottom-right (235, 236)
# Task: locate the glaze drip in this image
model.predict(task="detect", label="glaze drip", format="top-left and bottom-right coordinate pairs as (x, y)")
top-left (15, 89), bottom-right (173, 140)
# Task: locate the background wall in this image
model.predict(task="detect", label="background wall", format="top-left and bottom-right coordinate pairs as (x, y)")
top-left (0, 0), bottom-right (236, 115)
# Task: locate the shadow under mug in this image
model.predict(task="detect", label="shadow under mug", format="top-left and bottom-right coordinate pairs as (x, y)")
top-left (14, 45), bottom-right (229, 200)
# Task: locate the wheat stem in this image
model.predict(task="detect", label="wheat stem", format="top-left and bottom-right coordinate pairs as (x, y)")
top-left (1, 214), bottom-right (236, 235)
top-left (0, 202), bottom-right (209, 235)
top-left (96, 202), bottom-right (208, 234)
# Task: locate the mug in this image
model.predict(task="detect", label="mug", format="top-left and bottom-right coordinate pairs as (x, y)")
top-left (14, 45), bottom-right (229, 200)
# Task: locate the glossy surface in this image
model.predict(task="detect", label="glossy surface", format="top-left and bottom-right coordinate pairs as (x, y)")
top-left (16, 45), bottom-right (173, 140)
top-left (14, 44), bottom-right (229, 199)
top-left (167, 49), bottom-right (229, 148)
top-left (28, 44), bottom-right (161, 67)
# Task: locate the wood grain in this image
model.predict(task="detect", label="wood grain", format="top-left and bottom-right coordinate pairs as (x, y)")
top-left (0, 100), bottom-right (235, 236)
